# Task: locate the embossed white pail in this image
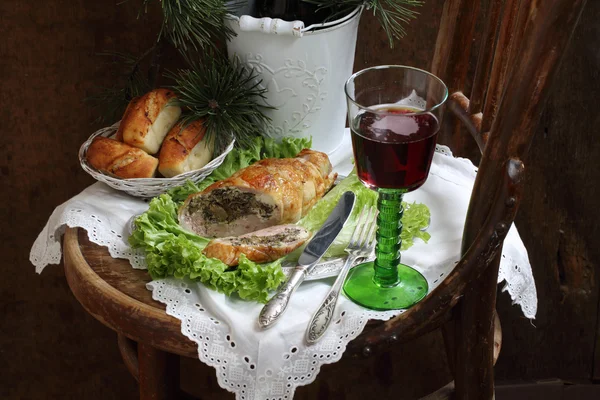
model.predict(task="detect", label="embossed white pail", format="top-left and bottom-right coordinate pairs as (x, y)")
top-left (226, 7), bottom-right (362, 155)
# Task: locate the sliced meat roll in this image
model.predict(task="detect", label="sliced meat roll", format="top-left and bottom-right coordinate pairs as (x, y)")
top-left (202, 225), bottom-right (310, 266)
top-left (178, 149), bottom-right (336, 237)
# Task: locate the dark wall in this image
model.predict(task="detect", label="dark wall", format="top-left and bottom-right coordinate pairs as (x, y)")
top-left (1, 1), bottom-right (159, 398)
top-left (1, 0), bottom-right (598, 399)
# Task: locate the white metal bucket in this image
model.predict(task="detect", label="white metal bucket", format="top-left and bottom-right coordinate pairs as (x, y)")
top-left (226, 7), bottom-right (362, 155)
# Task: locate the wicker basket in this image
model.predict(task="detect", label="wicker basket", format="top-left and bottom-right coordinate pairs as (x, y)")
top-left (79, 122), bottom-right (235, 198)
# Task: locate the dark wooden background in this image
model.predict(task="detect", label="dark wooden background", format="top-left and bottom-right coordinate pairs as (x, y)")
top-left (1, 0), bottom-right (598, 398)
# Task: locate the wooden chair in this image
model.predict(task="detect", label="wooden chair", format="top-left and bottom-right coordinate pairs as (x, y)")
top-left (346, 0), bottom-right (587, 398)
top-left (61, 0), bottom-right (587, 399)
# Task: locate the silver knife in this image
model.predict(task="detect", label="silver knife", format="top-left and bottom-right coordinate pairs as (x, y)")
top-left (258, 191), bottom-right (356, 329)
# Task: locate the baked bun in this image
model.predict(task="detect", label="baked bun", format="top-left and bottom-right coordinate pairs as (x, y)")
top-left (87, 136), bottom-right (159, 179)
top-left (114, 97), bottom-right (140, 141)
top-left (117, 88), bottom-right (181, 154)
top-left (158, 120), bottom-right (215, 178)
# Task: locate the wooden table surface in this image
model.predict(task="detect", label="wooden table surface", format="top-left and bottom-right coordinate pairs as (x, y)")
top-left (62, 227), bottom-right (392, 355)
top-left (60, 222), bottom-right (511, 400)
top-left (63, 226), bottom-right (198, 358)
top-left (73, 228), bottom-right (157, 306)
top-left (63, 224), bottom-right (509, 400)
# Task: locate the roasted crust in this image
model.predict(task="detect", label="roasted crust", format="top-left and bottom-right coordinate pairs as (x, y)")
top-left (116, 88), bottom-right (181, 154)
top-left (114, 96), bottom-right (140, 142)
top-left (202, 225), bottom-right (310, 266)
top-left (86, 136), bottom-right (158, 179)
top-left (192, 149), bottom-right (336, 224)
top-left (158, 120), bottom-right (211, 177)
top-left (203, 241), bottom-right (272, 266)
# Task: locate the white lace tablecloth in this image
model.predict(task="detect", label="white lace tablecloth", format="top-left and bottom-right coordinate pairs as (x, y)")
top-left (30, 133), bottom-right (537, 400)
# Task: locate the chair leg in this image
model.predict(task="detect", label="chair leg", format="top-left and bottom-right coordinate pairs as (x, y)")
top-left (118, 334), bottom-right (139, 382)
top-left (437, 309), bottom-right (502, 400)
top-left (138, 342), bottom-right (180, 400)
top-left (443, 308), bottom-right (503, 373)
top-left (442, 321), bottom-right (456, 376)
top-left (453, 260), bottom-right (500, 400)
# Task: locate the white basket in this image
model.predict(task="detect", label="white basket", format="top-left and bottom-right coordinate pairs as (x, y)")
top-left (79, 121), bottom-right (235, 198)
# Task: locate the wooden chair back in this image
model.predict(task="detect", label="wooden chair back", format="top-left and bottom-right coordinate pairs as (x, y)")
top-left (350, 0), bottom-right (587, 398)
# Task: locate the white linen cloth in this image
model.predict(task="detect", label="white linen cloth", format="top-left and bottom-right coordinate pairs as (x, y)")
top-left (30, 133), bottom-right (537, 400)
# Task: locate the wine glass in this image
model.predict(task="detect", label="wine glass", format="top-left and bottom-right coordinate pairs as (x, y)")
top-left (343, 65), bottom-right (448, 310)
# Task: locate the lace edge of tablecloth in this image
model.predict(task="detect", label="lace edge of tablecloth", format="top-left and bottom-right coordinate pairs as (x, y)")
top-left (30, 209), bottom-right (537, 320)
top-left (30, 206), bottom-right (147, 274)
top-left (147, 279), bottom-right (411, 400)
top-left (146, 240), bottom-right (535, 400)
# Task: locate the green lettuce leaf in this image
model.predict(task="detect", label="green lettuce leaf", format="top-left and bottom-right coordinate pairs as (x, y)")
top-left (401, 202), bottom-right (431, 250)
top-left (298, 172), bottom-right (378, 257)
top-left (236, 255), bottom-right (286, 303)
top-left (129, 194), bottom-right (209, 250)
top-left (167, 181), bottom-right (202, 204)
top-left (298, 171), bottom-right (431, 256)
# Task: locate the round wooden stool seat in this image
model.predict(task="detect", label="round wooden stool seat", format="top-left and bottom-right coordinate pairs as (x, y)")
top-left (63, 227), bottom-right (198, 358)
top-left (62, 226), bottom-right (461, 399)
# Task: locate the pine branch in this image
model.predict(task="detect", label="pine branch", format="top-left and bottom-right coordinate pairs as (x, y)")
top-left (304, 0), bottom-right (423, 48)
top-left (86, 49), bottom-right (154, 124)
top-left (147, 37), bottom-right (166, 88)
top-left (168, 56), bottom-right (273, 152)
top-left (144, 0), bottom-right (240, 55)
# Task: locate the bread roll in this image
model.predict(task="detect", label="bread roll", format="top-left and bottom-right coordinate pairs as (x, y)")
top-left (117, 88), bottom-right (182, 154)
top-left (86, 136), bottom-right (159, 179)
top-left (158, 120), bottom-right (215, 178)
top-left (114, 96), bottom-right (139, 141)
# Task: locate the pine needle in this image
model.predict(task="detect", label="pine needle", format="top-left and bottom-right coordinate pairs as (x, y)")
top-left (168, 56), bottom-right (272, 152)
top-left (86, 50), bottom-right (153, 124)
top-left (304, 0), bottom-right (423, 48)
top-left (144, 0), bottom-right (239, 54)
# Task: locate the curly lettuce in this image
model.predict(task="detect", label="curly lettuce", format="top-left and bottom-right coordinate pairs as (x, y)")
top-left (401, 202), bottom-right (431, 250)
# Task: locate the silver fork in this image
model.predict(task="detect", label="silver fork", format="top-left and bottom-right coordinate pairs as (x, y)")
top-left (306, 206), bottom-right (378, 344)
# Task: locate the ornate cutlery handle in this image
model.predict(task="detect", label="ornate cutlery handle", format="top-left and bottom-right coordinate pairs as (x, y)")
top-left (259, 267), bottom-right (306, 329)
top-left (306, 255), bottom-right (357, 344)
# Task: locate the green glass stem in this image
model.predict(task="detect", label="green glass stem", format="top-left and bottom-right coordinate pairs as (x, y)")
top-left (343, 187), bottom-right (428, 310)
top-left (373, 188), bottom-right (404, 288)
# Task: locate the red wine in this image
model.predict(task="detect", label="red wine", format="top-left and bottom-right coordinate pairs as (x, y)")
top-left (351, 105), bottom-right (439, 191)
